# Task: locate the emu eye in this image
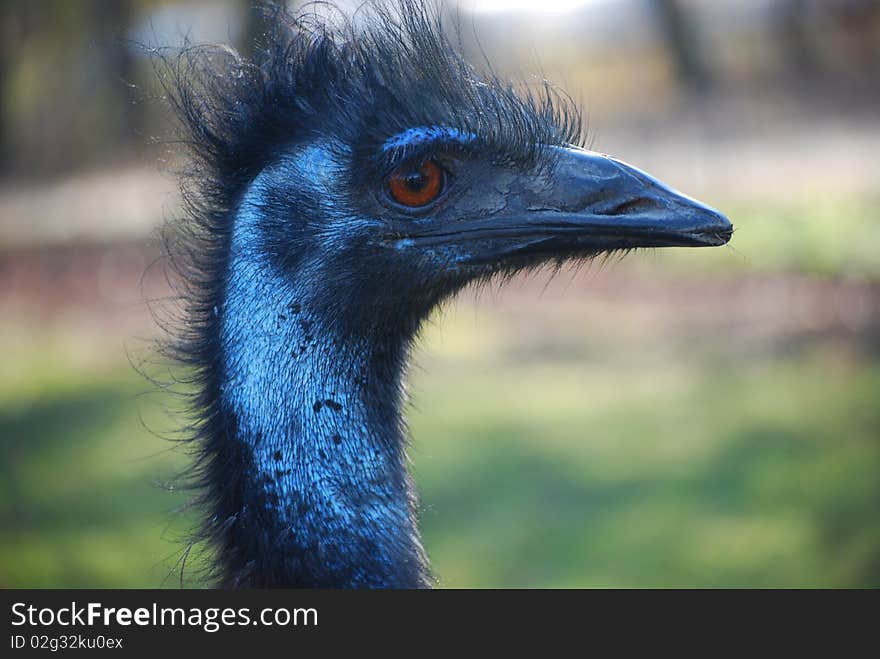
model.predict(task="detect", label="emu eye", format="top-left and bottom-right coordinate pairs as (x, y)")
top-left (387, 160), bottom-right (445, 208)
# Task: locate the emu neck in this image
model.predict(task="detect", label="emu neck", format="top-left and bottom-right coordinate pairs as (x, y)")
top-left (213, 178), bottom-right (429, 588)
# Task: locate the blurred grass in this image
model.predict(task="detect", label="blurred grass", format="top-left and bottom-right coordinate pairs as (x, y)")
top-left (0, 340), bottom-right (194, 588)
top-left (1, 295), bottom-right (878, 588)
top-left (412, 326), bottom-right (880, 587)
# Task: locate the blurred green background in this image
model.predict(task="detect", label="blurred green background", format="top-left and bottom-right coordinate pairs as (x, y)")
top-left (1, 0), bottom-right (878, 588)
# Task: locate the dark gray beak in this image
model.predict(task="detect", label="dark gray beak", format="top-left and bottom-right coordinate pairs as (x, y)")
top-left (445, 147), bottom-right (733, 265)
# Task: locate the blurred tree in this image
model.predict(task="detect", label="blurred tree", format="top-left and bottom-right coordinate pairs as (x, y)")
top-left (0, 1), bottom-right (41, 175)
top-left (648, 0), bottom-right (711, 90)
top-left (89, 0), bottom-right (146, 152)
top-left (776, 0), bottom-right (880, 82)
top-left (775, 0), bottom-right (820, 79)
top-left (0, 0), bottom-right (161, 178)
top-left (826, 0), bottom-right (880, 78)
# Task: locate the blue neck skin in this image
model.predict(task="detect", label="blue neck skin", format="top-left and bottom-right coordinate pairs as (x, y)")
top-left (216, 148), bottom-right (429, 588)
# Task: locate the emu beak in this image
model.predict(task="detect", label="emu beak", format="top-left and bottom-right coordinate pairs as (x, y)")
top-left (459, 146), bottom-right (733, 265)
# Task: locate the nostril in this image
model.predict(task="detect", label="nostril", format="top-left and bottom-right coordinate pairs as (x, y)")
top-left (607, 197), bottom-right (656, 216)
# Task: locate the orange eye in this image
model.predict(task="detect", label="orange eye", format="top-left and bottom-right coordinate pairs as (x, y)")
top-left (387, 160), bottom-right (445, 208)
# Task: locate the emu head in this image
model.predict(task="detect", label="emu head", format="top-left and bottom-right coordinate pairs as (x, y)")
top-left (161, 1), bottom-right (731, 588)
top-left (167, 2), bottom-right (730, 344)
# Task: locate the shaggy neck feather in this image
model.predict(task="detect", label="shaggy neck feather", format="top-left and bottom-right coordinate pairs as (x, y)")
top-left (212, 173), bottom-right (429, 588)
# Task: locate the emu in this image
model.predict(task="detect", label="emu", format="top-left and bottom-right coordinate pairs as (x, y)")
top-left (159, 1), bottom-right (731, 588)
